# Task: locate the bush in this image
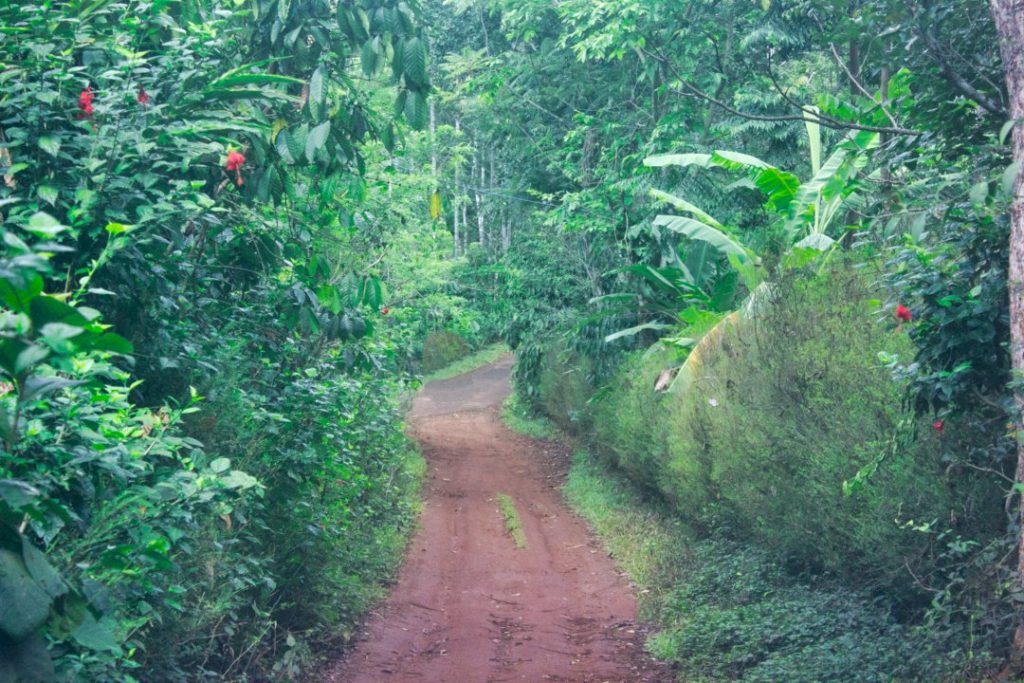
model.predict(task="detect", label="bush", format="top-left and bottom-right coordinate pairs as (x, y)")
top-left (532, 261), bottom-right (1005, 596)
top-left (420, 330), bottom-right (472, 373)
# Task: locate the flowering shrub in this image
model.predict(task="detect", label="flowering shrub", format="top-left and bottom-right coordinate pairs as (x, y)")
top-left (0, 0), bottom-right (433, 679)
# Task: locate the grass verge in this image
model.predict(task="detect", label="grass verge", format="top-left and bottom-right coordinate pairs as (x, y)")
top-left (422, 342), bottom-right (509, 383)
top-left (496, 493), bottom-right (527, 549)
top-left (501, 393), bottom-right (557, 439)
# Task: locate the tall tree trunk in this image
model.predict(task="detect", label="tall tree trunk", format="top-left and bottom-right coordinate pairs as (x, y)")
top-left (476, 150), bottom-right (486, 250)
top-left (453, 118), bottom-right (461, 257)
top-left (429, 100), bottom-right (437, 179)
top-left (991, 0), bottom-right (1024, 661)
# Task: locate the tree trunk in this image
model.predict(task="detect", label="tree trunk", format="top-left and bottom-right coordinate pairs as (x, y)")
top-left (990, 0), bottom-right (1024, 661)
top-left (453, 118), bottom-right (461, 257)
top-left (430, 100), bottom-right (437, 179)
top-left (477, 150), bottom-right (486, 250)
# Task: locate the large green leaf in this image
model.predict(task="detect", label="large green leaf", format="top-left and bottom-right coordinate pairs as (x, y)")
top-left (305, 121), bottom-right (331, 162)
top-left (404, 89), bottom-right (428, 129)
top-left (753, 167), bottom-right (801, 213)
top-left (643, 153), bottom-right (712, 168)
top-left (0, 549), bottom-right (50, 640)
top-left (403, 36), bottom-right (428, 87)
top-left (71, 613), bottom-right (120, 652)
top-left (710, 150), bottom-right (772, 171)
top-left (361, 37), bottom-right (380, 77)
top-left (604, 322), bottom-right (674, 343)
top-left (653, 215), bottom-right (750, 261)
top-left (649, 189), bottom-right (724, 228)
top-left (308, 66), bottom-right (325, 121)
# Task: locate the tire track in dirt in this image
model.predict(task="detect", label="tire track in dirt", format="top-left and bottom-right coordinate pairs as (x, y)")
top-left (322, 355), bottom-right (671, 683)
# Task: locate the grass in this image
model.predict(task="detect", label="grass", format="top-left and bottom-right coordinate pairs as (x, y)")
top-left (422, 342), bottom-right (509, 383)
top-left (501, 392), bottom-right (557, 439)
top-left (562, 449), bottom-right (692, 619)
top-left (496, 493), bottom-right (527, 549)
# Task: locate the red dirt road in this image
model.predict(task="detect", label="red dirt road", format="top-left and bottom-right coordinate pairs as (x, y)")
top-left (322, 356), bottom-right (671, 683)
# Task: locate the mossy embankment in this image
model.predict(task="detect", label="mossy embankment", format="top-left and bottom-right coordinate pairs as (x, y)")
top-left (510, 263), bottom-right (1007, 681)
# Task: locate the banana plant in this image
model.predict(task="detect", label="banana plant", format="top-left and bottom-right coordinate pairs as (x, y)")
top-left (644, 114), bottom-right (879, 266)
top-left (633, 114), bottom-right (879, 389)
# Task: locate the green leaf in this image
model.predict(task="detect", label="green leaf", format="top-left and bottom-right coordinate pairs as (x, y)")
top-left (20, 376), bottom-right (85, 403)
top-left (209, 457), bottom-right (231, 473)
top-left (403, 36), bottom-right (428, 87)
top-left (210, 73), bottom-right (305, 89)
top-left (804, 106), bottom-right (821, 174)
top-left (308, 66), bottom-right (325, 121)
top-left (404, 90), bottom-right (428, 130)
top-left (305, 121), bottom-right (331, 162)
top-left (0, 548), bottom-right (51, 640)
top-left (72, 612), bottom-right (120, 652)
top-left (710, 150), bottom-right (772, 170)
top-left (361, 38), bottom-right (379, 77)
top-left (38, 135), bottom-right (61, 158)
top-left (276, 130), bottom-right (296, 164)
top-left (604, 322), bottom-right (674, 343)
top-left (653, 214), bottom-right (750, 260)
top-left (649, 189), bottom-right (723, 228)
top-left (643, 153), bottom-right (712, 168)
top-left (754, 168), bottom-right (801, 212)
top-left (0, 480), bottom-right (40, 510)
top-left (1002, 162), bottom-right (1021, 197)
top-left (969, 180), bottom-right (988, 206)
top-left (222, 470), bottom-right (259, 490)
top-left (37, 186), bottom-right (58, 206)
top-left (29, 296), bottom-right (88, 328)
top-left (23, 213), bottom-right (66, 238)
top-left (21, 538), bottom-right (66, 599)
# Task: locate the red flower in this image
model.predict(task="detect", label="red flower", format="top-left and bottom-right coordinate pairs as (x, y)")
top-left (933, 419), bottom-right (945, 433)
top-left (226, 150), bottom-right (245, 186)
top-left (380, 306), bottom-right (390, 315)
top-left (137, 86), bottom-right (150, 107)
top-left (78, 87), bottom-right (95, 119)
top-left (895, 304), bottom-right (912, 322)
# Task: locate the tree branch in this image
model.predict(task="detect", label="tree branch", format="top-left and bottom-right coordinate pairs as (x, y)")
top-left (915, 18), bottom-right (1007, 115)
top-left (646, 48), bottom-right (923, 136)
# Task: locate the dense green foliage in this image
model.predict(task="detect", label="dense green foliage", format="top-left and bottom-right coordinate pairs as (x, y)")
top-left (0, 1), bottom-right (466, 680)
top-left (561, 449), bottom-right (966, 683)
top-left (421, 0), bottom-right (1021, 677)
top-left (3, 0), bottom-right (1022, 678)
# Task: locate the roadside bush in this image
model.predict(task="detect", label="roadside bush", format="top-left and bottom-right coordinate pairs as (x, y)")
top-left (421, 330), bottom-right (471, 373)
top-left (534, 261), bottom-right (1006, 596)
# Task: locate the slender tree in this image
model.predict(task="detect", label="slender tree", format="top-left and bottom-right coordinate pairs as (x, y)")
top-left (989, 0), bottom-right (1024, 657)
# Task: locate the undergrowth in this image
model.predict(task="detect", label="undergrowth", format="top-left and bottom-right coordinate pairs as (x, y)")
top-left (562, 448), bottom-right (959, 682)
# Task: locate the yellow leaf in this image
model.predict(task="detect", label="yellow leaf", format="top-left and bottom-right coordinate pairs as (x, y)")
top-left (271, 118), bottom-right (287, 143)
top-left (429, 191), bottom-right (442, 221)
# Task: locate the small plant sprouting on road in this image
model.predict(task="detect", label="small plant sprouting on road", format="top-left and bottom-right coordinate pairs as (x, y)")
top-left (497, 493), bottom-right (527, 549)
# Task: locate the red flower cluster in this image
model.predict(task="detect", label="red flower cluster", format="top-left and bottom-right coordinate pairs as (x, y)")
top-left (78, 87), bottom-right (95, 119)
top-left (932, 419), bottom-right (945, 433)
top-left (226, 151), bottom-right (246, 187)
top-left (895, 304), bottom-right (912, 322)
top-left (380, 306), bottom-right (390, 315)
top-left (137, 86), bottom-right (150, 107)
